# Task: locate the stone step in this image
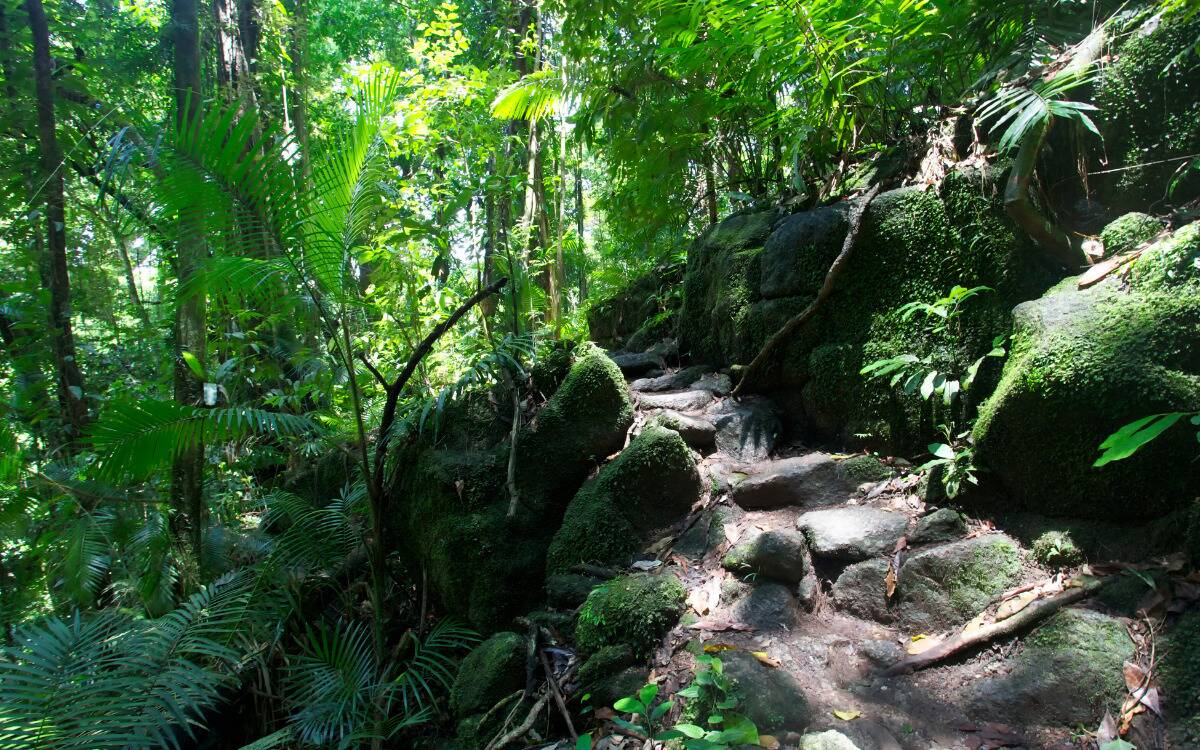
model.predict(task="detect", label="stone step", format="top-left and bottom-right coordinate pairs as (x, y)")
top-left (731, 453), bottom-right (857, 509)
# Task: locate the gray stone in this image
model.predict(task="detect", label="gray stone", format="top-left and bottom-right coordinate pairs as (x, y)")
top-left (692, 371), bottom-right (733, 395)
top-left (723, 529), bottom-right (810, 585)
top-left (733, 582), bottom-right (798, 630)
top-left (649, 410), bottom-right (716, 449)
top-left (546, 573), bottom-right (601, 608)
top-left (910, 507), bottom-right (968, 545)
top-left (857, 638), bottom-right (904, 668)
top-left (831, 559), bottom-right (891, 622)
top-left (720, 650), bottom-right (812, 732)
top-left (630, 365), bottom-right (712, 393)
top-left (798, 730), bottom-right (862, 750)
top-left (636, 389), bottom-right (714, 412)
top-left (965, 608), bottom-right (1134, 727)
top-left (709, 396), bottom-right (779, 461)
top-left (759, 204), bottom-right (849, 300)
top-left (796, 571), bottom-right (821, 611)
top-left (608, 350), bottom-right (663, 377)
top-left (732, 453), bottom-right (853, 509)
top-left (798, 507), bottom-right (908, 561)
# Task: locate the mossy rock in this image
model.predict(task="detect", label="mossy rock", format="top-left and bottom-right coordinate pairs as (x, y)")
top-left (1100, 212), bottom-right (1164, 257)
top-left (895, 535), bottom-right (1024, 630)
top-left (838, 454), bottom-right (892, 483)
top-left (574, 573), bottom-right (686, 657)
top-left (1129, 221), bottom-right (1200, 291)
top-left (1094, 11), bottom-right (1200, 210)
top-left (587, 264), bottom-right (684, 348)
top-left (625, 312), bottom-right (676, 354)
top-left (1161, 611), bottom-right (1200, 746)
top-left (1031, 530), bottom-right (1084, 568)
top-left (450, 632), bottom-right (526, 718)
top-left (967, 608), bottom-right (1134, 727)
top-left (578, 643), bottom-right (636, 688)
top-left (530, 339), bottom-right (577, 396)
top-left (514, 343), bottom-right (635, 518)
top-left (546, 425), bottom-right (700, 572)
top-left (974, 274), bottom-right (1200, 520)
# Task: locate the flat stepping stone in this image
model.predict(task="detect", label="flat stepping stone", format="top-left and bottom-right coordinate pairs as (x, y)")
top-left (692, 371), bottom-right (733, 395)
top-left (722, 529), bottom-right (810, 585)
top-left (709, 396), bottom-right (778, 461)
top-left (608, 351), bottom-right (662, 376)
top-left (649, 409), bottom-right (715, 449)
top-left (731, 453), bottom-right (854, 509)
top-left (797, 506), bottom-right (907, 561)
top-left (630, 365), bottom-right (711, 392)
top-left (732, 581), bottom-right (798, 630)
top-left (910, 507), bottom-right (967, 545)
top-left (636, 389), bottom-right (714, 411)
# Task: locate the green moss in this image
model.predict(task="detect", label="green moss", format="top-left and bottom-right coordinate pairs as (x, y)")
top-left (451, 632), bottom-right (526, 717)
top-left (625, 312), bottom-right (675, 353)
top-left (546, 425), bottom-right (699, 572)
top-left (1100, 212), bottom-right (1165, 257)
top-left (514, 343), bottom-right (634, 517)
top-left (530, 339), bottom-right (576, 396)
top-left (578, 643), bottom-right (635, 687)
top-left (1161, 611), bottom-right (1200, 746)
top-left (839, 454), bottom-right (892, 482)
top-left (1129, 221), bottom-right (1200, 291)
top-left (946, 539), bottom-right (1023, 616)
top-left (1031, 530), bottom-right (1084, 568)
top-left (1020, 608), bottom-right (1135, 716)
top-left (574, 574), bottom-right (686, 657)
top-left (1094, 11), bottom-right (1200, 210)
top-left (974, 286), bottom-right (1200, 520)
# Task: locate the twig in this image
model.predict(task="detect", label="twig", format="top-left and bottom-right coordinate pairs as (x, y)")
top-left (884, 575), bottom-right (1109, 676)
top-left (484, 692), bottom-right (550, 750)
top-left (357, 353), bottom-right (388, 389)
top-left (733, 183), bottom-right (882, 397)
top-left (539, 648), bottom-right (577, 741)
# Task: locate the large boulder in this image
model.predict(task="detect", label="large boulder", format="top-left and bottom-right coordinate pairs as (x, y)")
top-left (732, 453), bottom-right (855, 509)
top-left (574, 573), bottom-right (686, 657)
top-left (451, 632), bottom-right (526, 718)
top-left (723, 529), bottom-right (810, 585)
top-left (720, 650), bottom-right (812, 732)
top-left (546, 425), bottom-right (701, 572)
top-left (974, 223), bottom-right (1200, 521)
top-left (965, 608), bottom-right (1134, 727)
top-left (798, 506), bottom-right (907, 561)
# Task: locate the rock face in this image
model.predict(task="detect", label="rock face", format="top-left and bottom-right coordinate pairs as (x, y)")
top-left (630, 365), bottom-right (711, 392)
top-left (974, 223), bottom-right (1200, 521)
top-left (547, 425), bottom-right (701, 572)
top-left (637, 389), bottom-right (714, 412)
top-left (648, 409), bottom-right (716, 449)
top-left (910, 507), bottom-right (967, 545)
top-left (720, 650), bottom-right (811, 732)
top-left (798, 507), bottom-right (907, 561)
top-left (832, 535), bottom-right (1024, 630)
top-left (759, 205), bottom-right (849, 300)
top-left (733, 582), bottom-right (798, 630)
top-left (451, 632), bottom-right (526, 718)
top-left (732, 453), bottom-right (854, 509)
top-left (587, 263), bottom-right (683, 348)
top-left (574, 573), bottom-right (686, 657)
top-left (723, 530), bottom-right (810, 585)
top-left (966, 608), bottom-right (1134, 726)
top-left (709, 396), bottom-right (779, 461)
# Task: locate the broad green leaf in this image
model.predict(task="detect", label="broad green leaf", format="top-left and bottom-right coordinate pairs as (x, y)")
top-left (1094, 413), bottom-right (1186, 467)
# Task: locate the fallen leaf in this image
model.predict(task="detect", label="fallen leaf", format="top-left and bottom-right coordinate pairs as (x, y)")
top-left (1096, 710), bottom-right (1118, 743)
top-left (724, 522), bottom-right (741, 544)
top-left (995, 590), bottom-right (1037, 621)
top-left (1122, 661), bottom-right (1147, 692)
top-left (832, 709), bottom-right (861, 721)
top-left (885, 561), bottom-right (898, 599)
top-left (750, 651), bottom-right (781, 668)
top-left (757, 735), bottom-right (780, 750)
top-left (894, 536), bottom-right (908, 553)
top-left (905, 635), bottom-right (941, 655)
top-left (703, 643), bottom-right (738, 653)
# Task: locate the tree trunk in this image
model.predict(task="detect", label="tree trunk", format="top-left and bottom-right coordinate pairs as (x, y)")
top-left (26, 0), bottom-right (89, 452)
top-left (573, 156), bottom-right (586, 302)
top-left (170, 0), bottom-right (206, 562)
top-left (287, 0), bottom-right (313, 189)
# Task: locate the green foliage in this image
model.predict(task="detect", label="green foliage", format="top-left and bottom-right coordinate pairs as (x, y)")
top-left (920, 427), bottom-right (980, 499)
top-left (976, 67), bottom-right (1100, 153)
top-left (611, 683), bottom-right (677, 741)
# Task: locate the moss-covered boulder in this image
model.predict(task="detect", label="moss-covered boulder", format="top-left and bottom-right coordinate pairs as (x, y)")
top-left (1161, 611), bottom-right (1200, 746)
top-left (974, 224), bottom-right (1200, 520)
top-left (1094, 11), bottom-right (1200, 211)
top-left (513, 342), bottom-right (635, 518)
top-left (1099, 212), bottom-right (1164, 257)
top-left (546, 425), bottom-right (701, 572)
top-left (574, 573), bottom-right (686, 657)
top-left (450, 632), bottom-right (526, 718)
top-left (966, 608), bottom-right (1134, 727)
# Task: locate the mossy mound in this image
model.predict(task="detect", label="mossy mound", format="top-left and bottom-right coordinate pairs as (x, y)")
top-left (895, 535), bottom-right (1024, 630)
top-left (974, 226), bottom-right (1200, 520)
top-left (1031, 530), bottom-right (1084, 568)
top-left (574, 573), bottom-right (686, 657)
top-left (838, 454), bottom-right (892, 482)
top-left (1094, 11), bottom-right (1200, 211)
top-left (1099, 212), bottom-right (1164, 257)
top-left (1161, 611), bottom-right (1200, 746)
top-left (513, 343), bottom-right (635, 517)
top-left (450, 632), bottom-right (526, 718)
top-left (546, 425), bottom-right (700, 572)
top-left (587, 264), bottom-right (684, 348)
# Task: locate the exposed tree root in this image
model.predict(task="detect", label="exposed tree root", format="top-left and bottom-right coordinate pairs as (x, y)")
top-left (883, 575), bottom-right (1109, 676)
top-left (484, 692), bottom-right (550, 750)
top-left (732, 183), bottom-right (882, 397)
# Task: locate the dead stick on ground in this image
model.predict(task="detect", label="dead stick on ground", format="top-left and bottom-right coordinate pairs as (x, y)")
top-left (539, 648), bottom-right (577, 741)
top-left (884, 576), bottom-right (1108, 676)
top-left (484, 692), bottom-right (550, 750)
top-left (732, 183), bottom-right (882, 398)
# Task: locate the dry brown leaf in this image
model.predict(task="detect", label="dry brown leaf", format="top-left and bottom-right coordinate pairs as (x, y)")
top-left (885, 561), bottom-right (898, 599)
top-left (750, 650), bottom-right (781, 668)
top-left (1123, 661), bottom-right (1147, 692)
top-left (723, 522), bottom-right (741, 545)
top-left (995, 590), bottom-right (1038, 621)
top-left (832, 709), bottom-right (862, 721)
top-left (1096, 710), bottom-right (1118, 743)
top-left (757, 735), bottom-right (781, 750)
top-left (703, 643), bottom-right (738, 653)
top-left (905, 634), bottom-right (942, 655)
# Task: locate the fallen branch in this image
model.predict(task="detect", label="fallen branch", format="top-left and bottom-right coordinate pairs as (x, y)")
top-left (483, 691), bottom-right (550, 750)
top-left (539, 648), bottom-right (577, 741)
top-left (732, 183), bottom-right (882, 397)
top-left (883, 575), bottom-right (1109, 676)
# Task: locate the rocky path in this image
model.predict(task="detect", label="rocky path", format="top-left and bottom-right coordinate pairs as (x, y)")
top-left (599, 350), bottom-right (1152, 750)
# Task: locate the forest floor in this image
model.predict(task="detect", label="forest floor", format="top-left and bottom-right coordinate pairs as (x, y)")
top-left (590, 350), bottom-right (1186, 750)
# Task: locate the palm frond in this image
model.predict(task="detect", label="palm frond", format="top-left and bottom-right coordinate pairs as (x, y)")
top-left (491, 68), bottom-right (564, 121)
top-left (391, 620), bottom-right (478, 717)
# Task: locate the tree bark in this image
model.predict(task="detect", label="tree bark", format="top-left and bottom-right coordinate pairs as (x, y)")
top-left (286, 0), bottom-right (313, 189)
top-left (26, 0), bottom-right (89, 451)
top-left (170, 0), bottom-right (207, 562)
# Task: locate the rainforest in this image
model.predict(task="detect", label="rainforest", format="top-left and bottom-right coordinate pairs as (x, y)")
top-left (1, 0), bottom-right (1199, 748)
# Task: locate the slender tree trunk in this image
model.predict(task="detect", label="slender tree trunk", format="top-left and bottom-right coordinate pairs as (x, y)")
top-left (170, 0), bottom-right (206, 563)
top-left (287, 0), bottom-right (313, 189)
top-left (573, 159), bottom-right (587, 302)
top-left (26, 0), bottom-right (89, 452)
